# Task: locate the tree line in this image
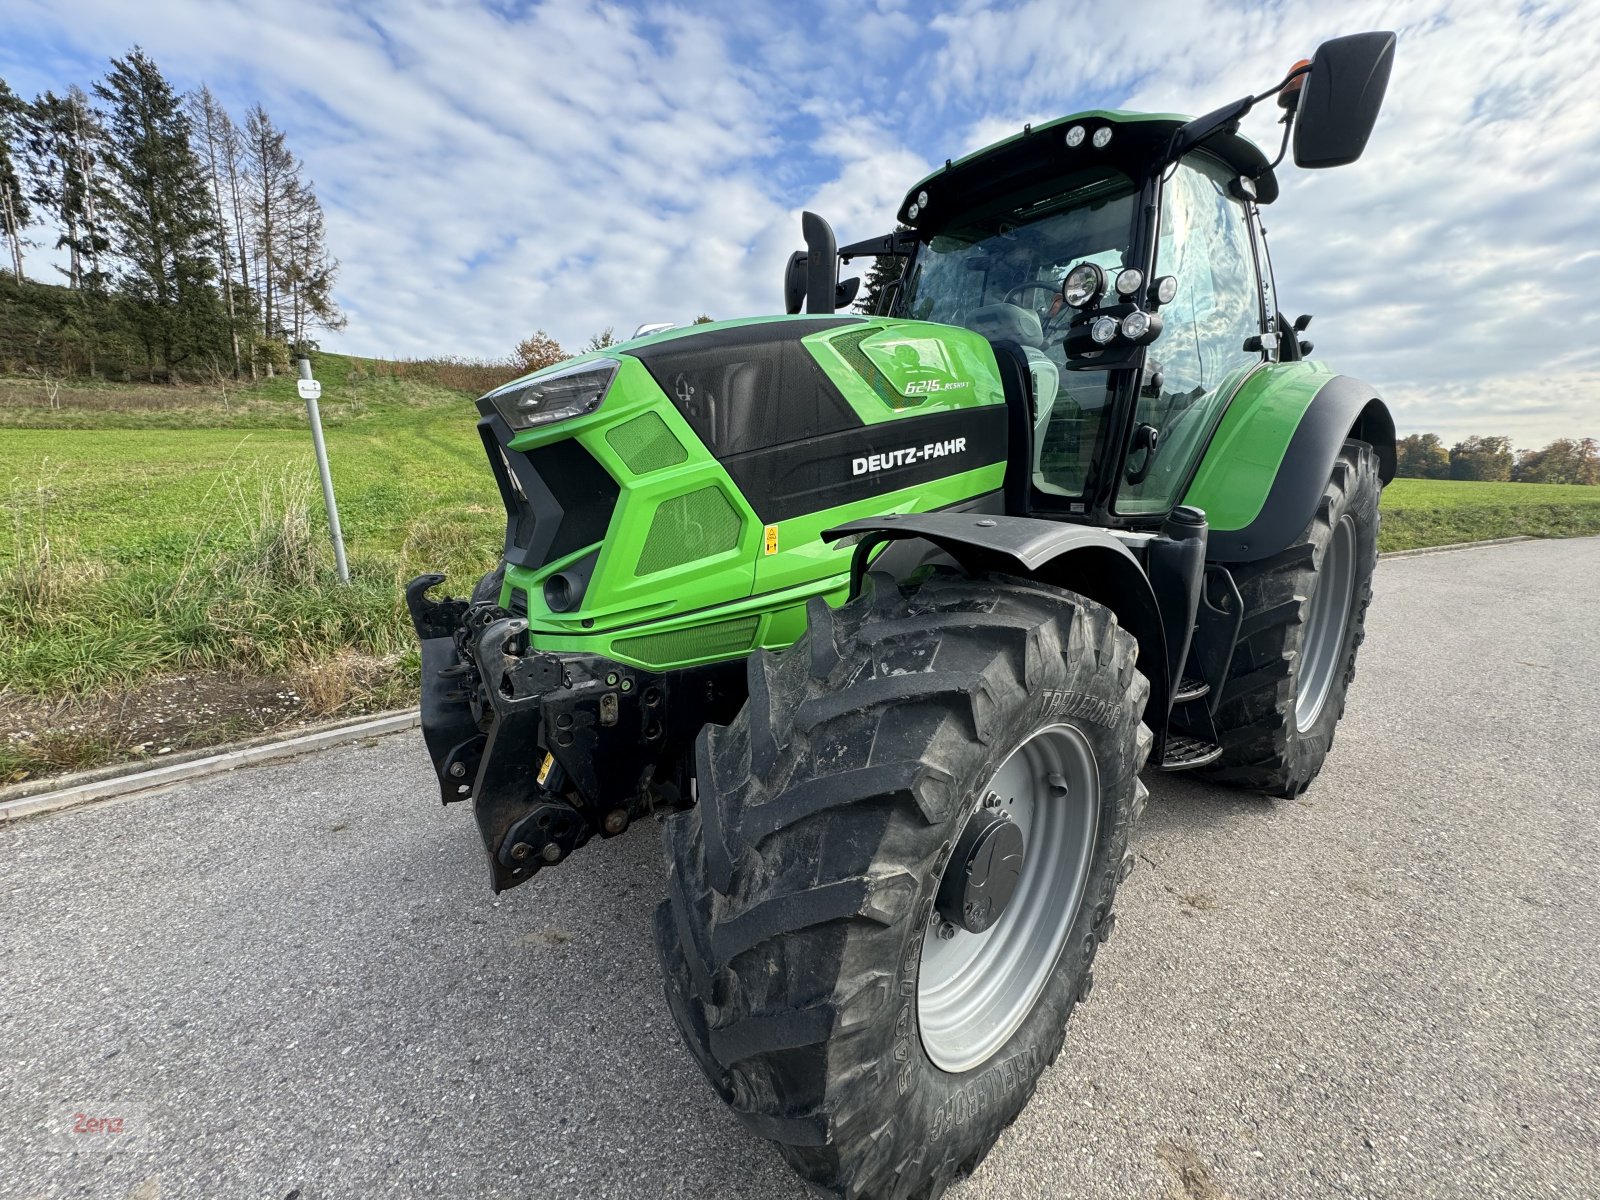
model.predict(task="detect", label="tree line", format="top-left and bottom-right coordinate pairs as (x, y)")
top-left (1397, 433), bottom-right (1599, 485)
top-left (0, 47), bottom-right (341, 380)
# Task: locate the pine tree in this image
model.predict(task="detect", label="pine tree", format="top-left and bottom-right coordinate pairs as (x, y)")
top-left (243, 103), bottom-right (295, 359)
top-left (584, 327), bottom-right (617, 352)
top-left (854, 225), bottom-right (910, 315)
top-left (279, 174), bottom-right (343, 349)
top-left (0, 78), bottom-right (32, 281)
top-left (21, 87), bottom-right (111, 291)
top-left (94, 48), bottom-right (223, 375)
top-left (187, 85), bottom-right (244, 374)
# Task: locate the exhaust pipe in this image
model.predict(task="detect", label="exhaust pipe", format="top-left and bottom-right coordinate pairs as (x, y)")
top-left (802, 211), bottom-right (837, 314)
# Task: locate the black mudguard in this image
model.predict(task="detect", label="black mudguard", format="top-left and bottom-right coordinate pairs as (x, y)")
top-left (823, 512), bottom-right (1169, 743)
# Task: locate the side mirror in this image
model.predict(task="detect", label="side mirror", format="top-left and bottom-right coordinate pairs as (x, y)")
top-left (1293, 31), bottom-right (1396, 169)
top-left (784, 251), bottom-right (808, 315)
top-left (835, 277), bottom-right (861, 310)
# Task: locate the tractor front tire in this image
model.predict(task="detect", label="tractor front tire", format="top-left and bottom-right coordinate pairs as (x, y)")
top-left (1200, 439), bottom-right (1381, 797)
top-left (655, 572), bottom-right (1151, 1200)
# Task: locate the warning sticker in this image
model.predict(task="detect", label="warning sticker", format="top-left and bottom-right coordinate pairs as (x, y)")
top-left (537, 752), bottom-right (555, 785)
top-left (764, 525), bottom-right (779, 555)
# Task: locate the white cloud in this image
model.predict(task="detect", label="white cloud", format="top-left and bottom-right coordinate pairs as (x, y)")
top-left (3, 0), bottom-right (1596, 444)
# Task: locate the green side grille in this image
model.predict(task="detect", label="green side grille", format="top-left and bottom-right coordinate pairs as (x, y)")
top-left (613, 616), bottom-right (761, 668)
top-left (606, 411), bottom-right (688, 474)
top-left (831, 328), bottom-right (920, 410)
top-left (636, 486), bottom-right (741, 575)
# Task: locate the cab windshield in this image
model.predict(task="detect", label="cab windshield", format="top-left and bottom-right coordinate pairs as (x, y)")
top-left (898, 170), bottom-right (1140, 501)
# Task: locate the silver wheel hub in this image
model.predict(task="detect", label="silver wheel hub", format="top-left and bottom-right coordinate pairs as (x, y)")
top-left (917, 723), bottom-right (1100, 1074)
top-left (1296, 514), bottom-right (1358, 733)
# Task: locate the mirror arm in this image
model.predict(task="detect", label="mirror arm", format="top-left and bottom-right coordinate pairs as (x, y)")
top-left (1166, 94), bottom-right (1255, 163)
top-left (1167, 60), bottom-right (1316, 168)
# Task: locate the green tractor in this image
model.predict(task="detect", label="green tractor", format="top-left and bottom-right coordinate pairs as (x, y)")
top-left (408, 32), bottom-right (1396, 1200)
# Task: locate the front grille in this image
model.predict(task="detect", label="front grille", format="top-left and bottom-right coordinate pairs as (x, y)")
top-left (614, 616), bottom-right (761, 667)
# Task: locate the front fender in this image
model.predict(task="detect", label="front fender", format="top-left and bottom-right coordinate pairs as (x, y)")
top-left (1184, 365), bottom-right (1395, 562)
top-left (823, 513), bottom-right (1168, 738)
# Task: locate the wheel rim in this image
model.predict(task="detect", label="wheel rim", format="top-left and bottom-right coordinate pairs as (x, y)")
top-left (917, 724), bottom-right (1099, 1074)
top-left (1296, 514), bottom-right (1358, 733)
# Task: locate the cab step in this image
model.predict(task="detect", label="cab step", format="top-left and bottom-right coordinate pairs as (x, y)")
top-left (1173, 676), bottom-right (1210, 704)
top-left (1159, 734), bottom-right (1224, 771)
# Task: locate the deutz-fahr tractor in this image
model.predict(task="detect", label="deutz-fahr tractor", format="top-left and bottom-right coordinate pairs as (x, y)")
top-left (407, 32), bottom-right (1397, 1199)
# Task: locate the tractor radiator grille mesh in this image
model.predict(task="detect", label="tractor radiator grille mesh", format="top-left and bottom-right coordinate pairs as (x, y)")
top-left (830, 328), bottom-right (919, 410)
top-left (613, 616), bottom-right (760, 667)
top-left (636, 486), bottom-right (741, 575)
top-left (605, 411), bottom-right (687, 475)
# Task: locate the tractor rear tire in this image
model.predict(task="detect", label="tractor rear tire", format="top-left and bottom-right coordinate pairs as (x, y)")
top-left (1199, 439), bottom-right (1381, 797)
top-left (654, 571), bottom-right (1151, 1200)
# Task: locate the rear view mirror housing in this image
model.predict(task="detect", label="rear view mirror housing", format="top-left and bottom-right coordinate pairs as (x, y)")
top-left (784, 251), bottom-right (808, 315)
top-left (1293, 31), bottom-right (1396, 168)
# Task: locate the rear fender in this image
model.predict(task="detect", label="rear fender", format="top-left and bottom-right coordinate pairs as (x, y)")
top-left (1185, 368), bottom-right (1394, 562)
top-left (824, 513), bottom-right (1169, 742)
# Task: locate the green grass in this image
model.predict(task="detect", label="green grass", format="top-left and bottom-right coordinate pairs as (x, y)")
top-left (1379, 478), bottom-right (1600, 551)
top-left (2, 361), bottom-right (1597, 779)
top-left (2, 357), bottom-right (503, 710)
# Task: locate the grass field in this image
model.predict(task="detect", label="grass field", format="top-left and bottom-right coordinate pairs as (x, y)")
top-left (3, 362), bottom-right (1597, 780)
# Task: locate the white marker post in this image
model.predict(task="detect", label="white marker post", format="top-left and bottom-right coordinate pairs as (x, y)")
top-left (297, 356), bottom-right (349, 584)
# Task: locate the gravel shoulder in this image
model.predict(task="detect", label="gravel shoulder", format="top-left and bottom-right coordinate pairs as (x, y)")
top-left (2, 537), bottom-right (1597, 1200)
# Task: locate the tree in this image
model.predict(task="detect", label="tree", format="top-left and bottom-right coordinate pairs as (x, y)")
top-left (1395, 432), bottom-right (1450, 480)
top-left (0, 79), bottom-right (32, 281)
top-left (1512, 437), bottom-right (1600, 485)
top-left (187, 86), bottom-right (244, 374)
top-left (21, 87), bottom-right (111, 291)
top-left (513, 329), bottom-right (565, 373)
top-left (243, 103), bottom-right (295, 353)
top-left (278, 174), bottom-right (344, 349)
top-left (94, 48), bottom-right (224, 375)
top-left (1448, 435), bottom-right (1514, 482)
top-left (691, 313), bottom-right (714, 324)
top-left (584, 327), bottom-right (617, 352)
top-left (854, 225), bottom-right (910, 315)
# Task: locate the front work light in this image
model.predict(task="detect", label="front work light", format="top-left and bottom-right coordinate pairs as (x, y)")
top-left (1062, 262), bottom-right (1105, 309)
top-left (1090, 315), bottom-right (1120, 345)
top-left (1120, 310), bottom-right (1163, 344)
top-left (486, 358), bottom-right (619, 431)
top-left (1064, 125), bottom-right (1086, 148)
top-left (1092, 126), bottom-right (1113, 148)
top-left (1114, 268), bottom-right (1144, 299)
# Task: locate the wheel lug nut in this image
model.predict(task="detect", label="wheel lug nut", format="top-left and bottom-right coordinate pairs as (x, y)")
top-left (937, 922), bottom-right (957, 940)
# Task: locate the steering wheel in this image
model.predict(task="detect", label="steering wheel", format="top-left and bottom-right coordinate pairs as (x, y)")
top-left (1001, 282), bottom-right (1060, 307)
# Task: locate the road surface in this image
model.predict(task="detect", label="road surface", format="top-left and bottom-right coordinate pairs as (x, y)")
top-left (2, 538), bottom-right (1597, 1200)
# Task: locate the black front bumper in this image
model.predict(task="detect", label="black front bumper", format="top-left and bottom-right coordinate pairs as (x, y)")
top-left (406, 573), bottom-right (744, 892)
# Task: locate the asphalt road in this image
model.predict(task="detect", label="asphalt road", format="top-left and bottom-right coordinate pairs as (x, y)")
top-left (3, 537), bottom-right (1597, 1200)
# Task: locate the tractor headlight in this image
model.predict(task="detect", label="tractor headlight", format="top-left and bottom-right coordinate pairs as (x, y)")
top-left (1090, 315), bottom-right (1120, 345)
top-left (1120, 310), bottom-right (1163, 344)
top-left (1092, 126), bottom-right (1113, 148)
top-left (1062, 262), bottom-right (1105, 309)
top-left (1064, 125), bottom-right (1087, 148)
top-left (1152, 275), bottom-right (1179, 306)
top-left (1114, 268), bottom-right (1144, 299)
top-left (486, 359), bottom-right (619, 431)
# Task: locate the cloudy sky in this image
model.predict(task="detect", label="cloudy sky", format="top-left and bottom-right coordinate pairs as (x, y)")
top-left (3, 0), bottom-right (1597, 443)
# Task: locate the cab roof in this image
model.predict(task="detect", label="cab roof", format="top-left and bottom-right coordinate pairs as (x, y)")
top-left (898, 109), bottom-right (1278, 234)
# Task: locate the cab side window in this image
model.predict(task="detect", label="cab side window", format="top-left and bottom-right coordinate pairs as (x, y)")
top-left (1119, 155), bottom-right (1264, 514)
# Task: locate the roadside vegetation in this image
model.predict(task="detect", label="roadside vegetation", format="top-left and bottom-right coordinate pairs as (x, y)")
top-left (3, 360), bottom-right (1598, 783)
